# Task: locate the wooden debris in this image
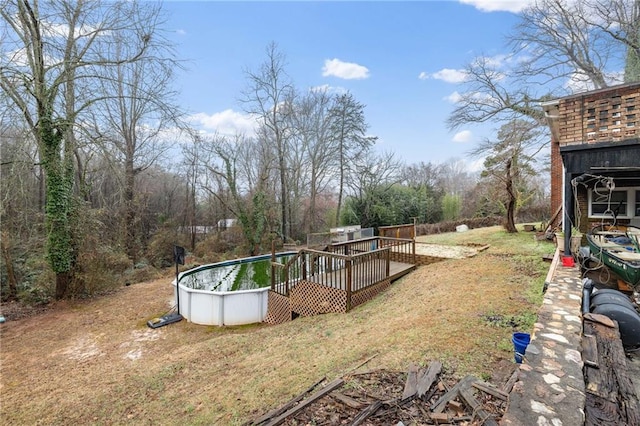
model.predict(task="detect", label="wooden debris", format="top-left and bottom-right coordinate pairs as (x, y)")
top-left (249, 376), bottom-right (326, 425)
top-left (582, 334), bottom-right (599, 368)
top-left (583, 312), bottom-right (616, 328)
top-left (401, 361), bottom-right (442, 401)
top-left (417, 361), bottom-right (443, 398)
top-left (262, 378), bottom-right (344, 426)
top-left (402, 363), bottom-right (419, 400)
top-left (429, 412), bottom-right (449, 422)
top-left (583, 319), bottom-right (640, 426)
top-left (331, 392), bottom-right (363, 409)
top-left (459, 385), bottom-right (498, 426)
top-left (448, 400), bottom-right (464, 414)
top-left (502, 369), bottom-right (519, 394)
top-left (250, 362), bottom-right (509, 425)
top-left (472, 380), bottom-right (509, 401)
top-left (349, 400), bottom-right (382, 426)
top-left (431, 375), bottom-right (477, 413)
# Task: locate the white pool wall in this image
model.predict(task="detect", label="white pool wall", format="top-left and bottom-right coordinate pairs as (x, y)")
top-left (173, 283), bottom-right (269, 326)
top-left (171, 252), bottom-right (295, 326)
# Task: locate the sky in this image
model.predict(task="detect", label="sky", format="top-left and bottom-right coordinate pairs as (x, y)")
top-left (163, 1), bottom-right (532, 169)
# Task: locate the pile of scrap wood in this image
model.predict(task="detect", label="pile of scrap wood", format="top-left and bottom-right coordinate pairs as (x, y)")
top-left (246, 360), bottom-right (518, 426)
top-left (582, 313), bottom-right (640, 426)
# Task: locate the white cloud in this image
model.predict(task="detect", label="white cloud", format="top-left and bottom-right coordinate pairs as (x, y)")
top-left (444, 91), bottom-right (463, 103)
top-left (428, 68), bottom-right (468, 84)
top-left (452, 130), bottom-right (473, 143)
top-left (176, 29), bottom-right (187, 36)
top-left (309, 84), bottom-right (347, 94)
top-left (459, 0), bottom-right (532, 13)
top-left (189, 109), bottom-right (258, 136)
top-left (418, 71), bottom-right (429, 80)
top-left (322, 58), bottom-right (370, 80)
top-left (484, 53), bottom-right (509, 68)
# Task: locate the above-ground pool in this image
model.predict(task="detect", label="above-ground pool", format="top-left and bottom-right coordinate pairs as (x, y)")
top-left (173, 252), bottom-right (295, 326)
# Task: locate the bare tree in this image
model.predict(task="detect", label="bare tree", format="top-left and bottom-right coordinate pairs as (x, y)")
top-left (0, 0), bottom-right (160, 298)
top-left (448, 0), bottom-right (640, 130)
top-left (194, 134), bottom-right (273, 256)
top-left (242, 42), bottom-right (294, 242)
top-left (347, 150), bottom-right (404, 200)
top-left (329, 92), bottom-right (376, 225)
top-left (289, 88), bottom-right (337, 234)
top-left (90, 18), bottom-right (182, 263)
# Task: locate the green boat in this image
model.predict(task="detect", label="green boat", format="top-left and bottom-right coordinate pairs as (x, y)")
top-left (586, 225), bottom-right (640, 288)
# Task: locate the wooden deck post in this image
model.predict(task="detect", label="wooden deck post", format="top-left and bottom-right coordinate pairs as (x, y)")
top-left (271, 241), bottom-right (276, 291)
top-left (346, 258), bottom-right (352, 312)
top-left (412, 239), bottom-right (416, 264)
top-left (385, 248), bottom-right (390, 277)
top-left (302, 253), bottom-right (307, 280)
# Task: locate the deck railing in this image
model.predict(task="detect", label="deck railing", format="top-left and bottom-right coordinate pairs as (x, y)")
top-left (379, 223), bottom-right (416, 240)
top-left (379, 236), bottom-right (416, 264)
top-left (270, 236), bottom-right (415, 309)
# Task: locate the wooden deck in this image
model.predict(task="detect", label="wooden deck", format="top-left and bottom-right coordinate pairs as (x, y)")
top-left (307, 260), bottom-right (415, 291)
top-left (273, 260), bottom-right (415, 293)
top-left (270, 236), bottom-right (418, 314)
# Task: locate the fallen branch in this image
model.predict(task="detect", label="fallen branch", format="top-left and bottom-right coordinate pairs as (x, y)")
top-left (261, 378), bottom-right (344, 426)
top-left (344, 353), bottom-right (380, 375)
top-left (249, 377), bottom-right (326, 425)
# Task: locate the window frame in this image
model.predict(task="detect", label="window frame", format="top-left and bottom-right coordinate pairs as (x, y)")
top-left (588, 187), bottom-right (638, 219)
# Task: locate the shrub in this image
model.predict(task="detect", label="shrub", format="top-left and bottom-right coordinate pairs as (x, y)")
top-left (194, 229), bottom-right (244, 263)
top-left (416, 216), bottom-right (504, 236)
top-left (146, 225), bottom-right (190, 268)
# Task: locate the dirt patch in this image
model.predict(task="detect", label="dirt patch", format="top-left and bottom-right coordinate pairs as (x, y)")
top-left (414, 242), bottom-right (480, 259)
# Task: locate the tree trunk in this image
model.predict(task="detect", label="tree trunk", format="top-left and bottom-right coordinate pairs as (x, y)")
top-left (335, 123), bottom-right (346, 226)
top-left (55, 271), bottom-right (71, 300)
top-left (278, 143), bottom-right (288, 241)
top-left (504, 159), bottom-right (518, 233)
top-left (0, 232), bottom-right (18, 301)
top-left (124, 158), bottom-right (137, 264)
top-left (41, 117), bottom-right (76, 300)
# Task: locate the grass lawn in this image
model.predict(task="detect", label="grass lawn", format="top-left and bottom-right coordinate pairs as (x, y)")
top-left (0, 225), bottom-right (554, 424)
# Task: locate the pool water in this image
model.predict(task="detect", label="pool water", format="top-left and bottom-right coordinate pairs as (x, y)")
top-left (179, 253), bottom-right (295, 292)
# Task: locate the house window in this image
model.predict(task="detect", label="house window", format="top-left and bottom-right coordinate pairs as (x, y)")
top-left (589, 188), bottom-right (640, 219)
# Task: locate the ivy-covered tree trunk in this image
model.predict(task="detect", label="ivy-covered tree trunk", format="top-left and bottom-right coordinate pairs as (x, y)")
top-left (40, 115), bottom-right (76, 299)
top-left (239, 191), bottom-right (267, 256)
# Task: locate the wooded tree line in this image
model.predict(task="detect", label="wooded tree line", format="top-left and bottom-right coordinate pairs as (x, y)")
top-left (6, 0), bottom-right (637, 303)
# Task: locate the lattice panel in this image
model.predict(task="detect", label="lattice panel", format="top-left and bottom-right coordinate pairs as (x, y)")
top-left (414, 254), bottom-right (447, 266)
top-left (351, 279), bottom-right (391, 309)
top-left (264, 290), bottom-right (291, 325)
top-left (389, 251), bottom-right (414, 264)
top-left (290, 280), bottom-right (347, 317)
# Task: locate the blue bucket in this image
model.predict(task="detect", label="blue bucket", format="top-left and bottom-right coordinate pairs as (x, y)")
top-left (512, 332), bottom-right (531, 364)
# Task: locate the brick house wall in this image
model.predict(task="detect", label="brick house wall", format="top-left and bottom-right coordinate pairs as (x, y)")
top-left (544, 82), bottom-right (640, 233)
